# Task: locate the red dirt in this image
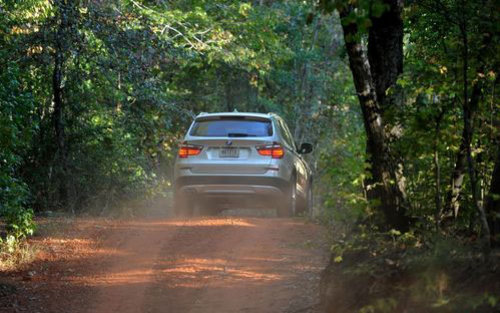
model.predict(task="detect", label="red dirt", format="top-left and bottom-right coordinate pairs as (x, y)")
top-left (0, 215), bottom-right (329, 313)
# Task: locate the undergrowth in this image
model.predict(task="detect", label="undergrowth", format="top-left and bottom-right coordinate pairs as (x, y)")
top-left (0, 238), bottom-right (37, 272)
top-left (321, 225), bottom-right (500, 313)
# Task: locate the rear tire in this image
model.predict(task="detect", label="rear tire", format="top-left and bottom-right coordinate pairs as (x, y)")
top-left (277, 179), bottom-right (297, 217)
top-left (297, 182), bottom-right (313, 216)
top-left (199, 202), bottom-right (219, 216)
top-left (174, 193), bottom-right (194, 217)
top-left (305, 184), bottom-right (313, 217)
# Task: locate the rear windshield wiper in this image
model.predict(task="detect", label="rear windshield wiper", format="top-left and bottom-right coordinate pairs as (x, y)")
top-left (227, 133), bottom-right (255, 137)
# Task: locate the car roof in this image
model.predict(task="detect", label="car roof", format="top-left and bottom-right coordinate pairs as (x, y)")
top-left (195, 112), bottom-right (277, 121)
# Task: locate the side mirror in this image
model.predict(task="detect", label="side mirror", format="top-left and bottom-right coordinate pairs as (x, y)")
top-left (298, 143), bottom-right (313, 154)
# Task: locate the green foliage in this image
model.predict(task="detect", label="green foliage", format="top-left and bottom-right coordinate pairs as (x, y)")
top-left (0, 0), bottom-right (358, 227)
top-left (319, 104), bottom-right (367, 223)
top-left (321, 2), bottom-right (499, 310)
top-left (398, 0), bottom-right (500, 230)
top-left (0, 53), bottom-right (36, 239)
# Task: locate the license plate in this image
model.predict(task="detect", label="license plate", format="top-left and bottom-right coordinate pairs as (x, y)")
top-left (219, 148), bottom-right (239, 158)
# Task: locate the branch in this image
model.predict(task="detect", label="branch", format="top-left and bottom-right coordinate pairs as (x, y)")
top-left (418, 0), bottom-right (459, 27)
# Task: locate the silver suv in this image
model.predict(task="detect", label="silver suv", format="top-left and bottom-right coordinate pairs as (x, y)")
top-left (173, 112), bottom-right (313, 217)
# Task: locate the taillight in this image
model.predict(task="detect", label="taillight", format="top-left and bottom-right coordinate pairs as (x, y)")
top-left (178, 143), bottom-right (203, 158)
top-left (256, 142), bottom-right (285, 159)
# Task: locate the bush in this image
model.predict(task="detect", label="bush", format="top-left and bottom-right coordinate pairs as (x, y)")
top-left (0, 58), bottom-right (36, 240)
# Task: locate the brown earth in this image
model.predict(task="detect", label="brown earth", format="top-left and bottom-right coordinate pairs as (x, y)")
top-left (0, 213), bottom-right (329, 313)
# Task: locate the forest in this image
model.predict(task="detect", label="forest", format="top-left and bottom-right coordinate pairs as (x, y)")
top-left (1, 0), bottom-right (499, 312)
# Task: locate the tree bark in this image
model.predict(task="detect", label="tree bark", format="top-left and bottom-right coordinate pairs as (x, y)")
top-left (459, 23), bottom-right (490, 245)
top-left (434, 110), bottom-right (444, 228)
top-left (367, 0), bottom-right (404, 108)
top-left (442, 19), bottom-right (493, 220)
top-left (443, 83), bottom-right (480, 219)
top-left (366, 0), bottom-right (409, 213)
top-left (445, 136), bottom-right (467, 218)
top-left (486, 146), bottom-right (500, 246)
top-left (52, 0), bottom-right (73, 209)
top-left (338, 4), bottom-right (409, 231)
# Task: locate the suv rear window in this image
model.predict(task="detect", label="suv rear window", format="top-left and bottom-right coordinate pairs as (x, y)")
top-left (190, 118), bottom-right (273, 137)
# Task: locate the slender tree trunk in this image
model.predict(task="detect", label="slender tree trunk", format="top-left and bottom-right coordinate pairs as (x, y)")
top-left (445, 135), bottom-right (467, 218)
top-left (434, 111), bottom-right (444, 228)
top-left (338, 4), bottom-right (409, 231)
top-left (224, 70), bottom-right (234, 111)
top-left (443, 83), bottom-right (481, 219)
top-left (294, 17), bottom-right (320, 143)
top-left (441, 3), bottom-right (493, 222)
top-left (486, 76), bottom-right (500, 246)
top-left (53, 0), bottom-right (69, 208)
top-left (459, 24), bottom-right (490, 246)
top-left (486, 147), bottom-right (500, 246)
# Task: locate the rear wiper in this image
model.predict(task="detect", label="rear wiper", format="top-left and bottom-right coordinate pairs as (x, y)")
top-left (227, 133), bottom-right (252, 137)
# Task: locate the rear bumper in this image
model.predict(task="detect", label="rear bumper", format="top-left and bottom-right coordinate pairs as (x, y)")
top-left (174, 176), bottom-right (290, 197)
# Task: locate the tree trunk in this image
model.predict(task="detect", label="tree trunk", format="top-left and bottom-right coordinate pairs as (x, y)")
top-left (486, 147), bottom-right (500, 246)
top-left (434, 111), bottom-right (444, 228)
top-left (338, 4), bottom-right (409, 231)
top-left (367, 0), bottom-right (404, 108)
top-left (294, 17), bottom-right (320, 143)
top-left (459, 24), bottom-right (490, 246)
top-left (445, 136), bottom-right (467, 218)
top-left (440, 4), bottom-right (493, 227)
top-left (52, 0), bottom-right (78, 210)
top-left (366, 0), bottom-right (409, 214)
top-left (443, 82), bottom-right (481, 219)
top-left (52, 0), bottom-right (69, 208)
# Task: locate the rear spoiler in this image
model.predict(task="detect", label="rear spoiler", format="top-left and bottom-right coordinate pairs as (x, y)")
top-left (195, 115), bottom-right (271, 122)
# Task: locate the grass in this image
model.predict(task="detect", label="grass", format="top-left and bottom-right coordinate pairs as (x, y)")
top-left (0, 238), bottom-right (37, 271)
top-left (0, 214), bottom-right (77, 272)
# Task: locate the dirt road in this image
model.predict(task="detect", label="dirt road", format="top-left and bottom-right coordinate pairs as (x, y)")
top-left (0, 215), bottom-right (328, 313)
